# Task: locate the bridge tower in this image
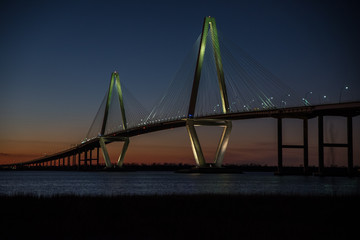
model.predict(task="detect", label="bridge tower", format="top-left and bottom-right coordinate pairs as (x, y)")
top-left (186, 16), bottom-right (232, 168)
top-left (99, 71), bottom-right (130, 168)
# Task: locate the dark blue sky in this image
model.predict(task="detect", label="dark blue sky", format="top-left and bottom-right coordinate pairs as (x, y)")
top-left (1, 0), bottom-right (359, 164)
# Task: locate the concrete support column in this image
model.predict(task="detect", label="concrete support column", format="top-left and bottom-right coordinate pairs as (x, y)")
top-left (318, 116), bottom-right (324, 174)
top-left (89, 149), bottom-right (92, 167)
top-left (277, 118), bottom-right (283, 173)
top-left (84, 150), bottom-right (88, 166)
top-left (99, 138), bottom-right (113, 168)
top-left (186, 121), bottom-right (206, 167)
top-left (117, 138), bottom-right (130, 167)
top-left (347, 116), bottom-right (353, 174)
top-left (303, 118), bottom-right (309, 173)
top-left (96, 147), bottom-right (100, 167)
top-left (214, 122), bottom-right (232, 167)
top-left (78, 152), bottom-right (81, 168)
top-left (185, 119), bottom-right (232, 168)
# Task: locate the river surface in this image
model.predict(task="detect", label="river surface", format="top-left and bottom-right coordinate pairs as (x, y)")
top-left (0, 171), bottom-right (359, 196)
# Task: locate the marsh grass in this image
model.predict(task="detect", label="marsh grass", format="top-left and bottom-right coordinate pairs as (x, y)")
top-left (1, 194), bottom-right (359, 239)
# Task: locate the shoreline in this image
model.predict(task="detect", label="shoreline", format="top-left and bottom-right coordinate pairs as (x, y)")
top-left (1, 164), bottom-right (359, 177)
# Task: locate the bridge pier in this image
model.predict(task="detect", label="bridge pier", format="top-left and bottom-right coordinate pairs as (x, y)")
top-left (317, 115), bottom-right (354, 176)
top-left (318, 116), bottom-right (324, 174)
top-left (303, 118), bottom-right (309, 173)
top-left (276, 117), bottom-right (309, 175)
top-left (89, 149), bottom-right (92, 167)
top-left (96, 147), bottom-right (100, 167)
top-left (84, 150), bottom-right (88, 166)
top-left (73, 154), bottom-right (76, 166)
top-left (78, 152), bottom-right (81, 169)
top-left (277, 118), bottom-right (282, 173)
top-left (347, 116), bottom-right (353, 174)
top-left (99, 137), bottom-right (129, 168)
top-left (186, 119), bottom-right (232, 168)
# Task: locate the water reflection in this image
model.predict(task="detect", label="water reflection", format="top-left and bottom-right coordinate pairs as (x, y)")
top-left (0, 171), bottom-right (359, 196)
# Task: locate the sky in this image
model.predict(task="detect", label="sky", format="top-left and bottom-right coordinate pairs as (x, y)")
top-left (0, 0), bottom-right (359, 166)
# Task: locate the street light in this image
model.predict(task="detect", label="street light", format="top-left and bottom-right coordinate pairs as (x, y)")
top-left (339, 86), bottom-right (349, 103)
top-left (280, 94), bottom-right (291, 108)
top-left (321, 95), bottom-right (327, 104)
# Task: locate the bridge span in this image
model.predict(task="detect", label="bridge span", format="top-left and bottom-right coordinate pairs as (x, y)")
top-left (2, 101), bottom-right (359, 174)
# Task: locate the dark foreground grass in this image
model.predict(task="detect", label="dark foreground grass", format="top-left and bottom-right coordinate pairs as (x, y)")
top-left (1, 194), bottom-right (359, 240)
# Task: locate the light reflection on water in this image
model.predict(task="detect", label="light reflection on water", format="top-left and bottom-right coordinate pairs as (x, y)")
top-left (0, 171), bottom-right (359, 196)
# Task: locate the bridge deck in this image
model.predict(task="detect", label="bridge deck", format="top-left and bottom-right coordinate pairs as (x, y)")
top-left (2, 101), bottom-right (359, 168)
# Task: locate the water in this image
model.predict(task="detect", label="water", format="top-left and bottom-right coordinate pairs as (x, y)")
top-left (0, 171), bottom-right (359, 196)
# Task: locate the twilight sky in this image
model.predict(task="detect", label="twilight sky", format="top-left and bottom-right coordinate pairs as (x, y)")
top-left (0, 0), bottom-right (359, 166)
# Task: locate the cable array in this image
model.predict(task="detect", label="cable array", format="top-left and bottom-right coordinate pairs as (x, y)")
top-left (144, 35), bottom-right (201, 124)
top-left (86, 81), bottom-right (149, 139)
top-left (219, 32), bottom-right (303, 111)
top-left (86, 28), bottom-right (312, 137)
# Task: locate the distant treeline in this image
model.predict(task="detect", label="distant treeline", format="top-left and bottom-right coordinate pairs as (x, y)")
top-left (121, 163), bottom-right (278, 171)
top-left (1, 163), bottom-right (278, 171)
top-left (2, 163), bottom-right (358, 175)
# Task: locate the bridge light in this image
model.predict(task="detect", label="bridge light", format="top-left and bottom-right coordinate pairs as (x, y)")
top-left (345, 86), bottom-right (349, 90)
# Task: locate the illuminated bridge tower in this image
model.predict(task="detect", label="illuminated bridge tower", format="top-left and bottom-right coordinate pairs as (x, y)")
top-left (187, 16), bottom-right (232, 168)
top-left (99, 71), bottom-right (130, 168)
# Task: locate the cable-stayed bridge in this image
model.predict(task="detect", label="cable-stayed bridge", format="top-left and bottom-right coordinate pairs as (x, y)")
top-left (2, 17), bottom-right (360, 174)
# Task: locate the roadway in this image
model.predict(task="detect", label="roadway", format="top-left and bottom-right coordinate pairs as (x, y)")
top-left (2, 101), bottom-right (359, 168)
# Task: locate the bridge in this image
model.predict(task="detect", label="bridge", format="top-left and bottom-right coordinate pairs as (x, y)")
top-left (2, 17), bottom-right (359, 174)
